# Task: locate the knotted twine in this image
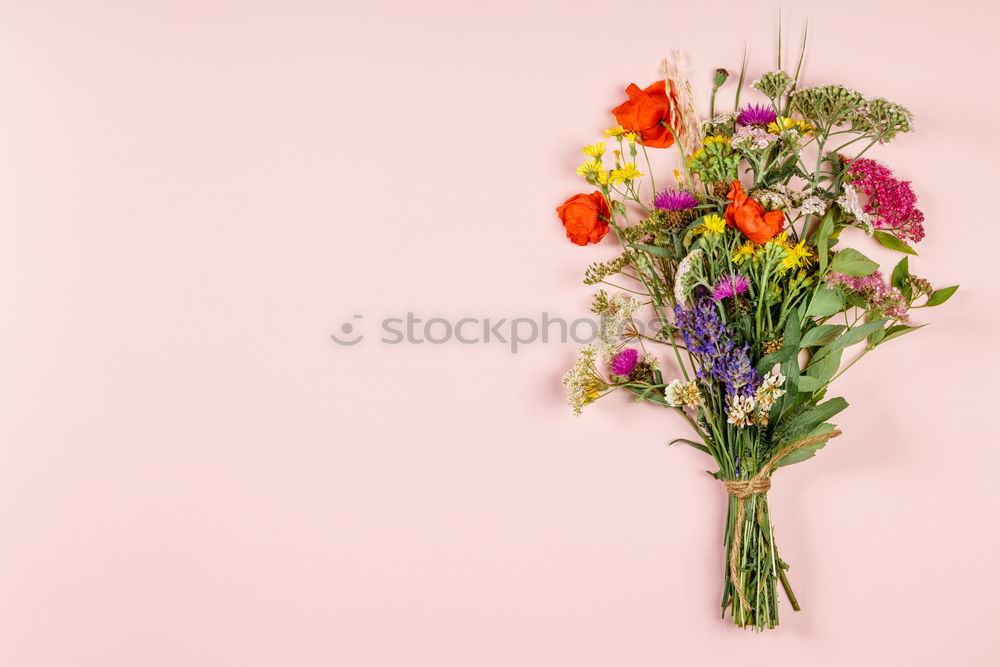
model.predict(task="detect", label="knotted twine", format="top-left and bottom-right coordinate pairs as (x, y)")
top-left (721, 429), bottom-right (842, 611)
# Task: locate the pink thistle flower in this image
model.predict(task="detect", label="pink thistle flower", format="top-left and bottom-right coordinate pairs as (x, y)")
top-left (710, 273), bottom-right (750, 301)
top-left (846, 159), bottom-right (925, 244)
top-left (610, 348), bottom-right (639, 376)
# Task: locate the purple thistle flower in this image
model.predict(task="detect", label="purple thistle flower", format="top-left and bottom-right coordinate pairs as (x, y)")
top-left (610, 348), bottom-right (639, 376)
top-left (653, 188), bottom-right (698, 211)
top-left (736, 103), bottom-right (778, 126)
top-left (710, 273), bottom-right (750, 301)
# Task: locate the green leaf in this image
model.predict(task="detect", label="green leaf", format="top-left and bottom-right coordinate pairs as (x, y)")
top-left (874, 231), bottom-right (918, 255)
top-left (800, 324), bottom-right (846, 347)
top-left (629, 242), bottom-right (674, 259)
top-left (891, 256), bottom-right (910, 294)
top-left (877, 323), bottom-right (927, 345)
top-left (806, 287), bottom-right (845, 317)
top-left (773, 423), bottom-right (838, 469)
top-left (777, 397), bottom-right (848, 444)
top-left (669, 438), bottom-right (710, 454)
top-left (827, 319), bottom-right (888, 352)
top-left (829, 248), bottom-right (879, 277)
top-left (805, 347), bottom-right (843, 386)
top-left (816, 210), bottom-right (835, 273)
top-left (756, 306), bottom-right (802, 373)
top-left (925, 285), bottom-right (959, 307)
top-left (796, 375), bottom-right (822, 393)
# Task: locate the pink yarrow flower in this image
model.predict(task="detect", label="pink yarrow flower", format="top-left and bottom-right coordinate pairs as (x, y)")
top-left (846, 158), bottom-right (925, 244)
top-left (826, 270), bottom-right (910, 323)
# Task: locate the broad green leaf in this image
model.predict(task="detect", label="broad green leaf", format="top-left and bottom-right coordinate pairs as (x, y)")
top-left (773, 423), bottom-right (838, 469)
top-left (816, 210), bottom-right (835, 273)
top-left (925, 285), bottom-right (959, 307)
top-left (827, 319), bottom-right (888, 351)
top-left (829, 248), bottom-right (879, 277)
top-left (806, 287), bottom-right (845, 317)
top-left (891, 256), bottom-right (909, 289)
top-left (800, 324), bottom-right (846, 347)
top-left (629, 242), bottom-right (674, 259)
top-left (867, 325), bottom-right (887, 347)
top-left (891, 256), bottom-right (911, 300)
top-left (878, 323), bottom-right (927, 345)
top-left (777, 397), bottom-right (848, 444)
top-left (874, 231), bottom-right (918, 255)
top-left (756, 306), bottom-right (802, 373)
top-left (806, 347), bottom-right (843, 386)
top-left (796, 375), bottom-right (822, 393)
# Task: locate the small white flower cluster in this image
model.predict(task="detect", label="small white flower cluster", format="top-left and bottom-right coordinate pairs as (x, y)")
top-left (562, 345), bottom-right (606, 416)
top-left (798, 194), bottom-right (828, 216)
top-left (664, 379), bottom-right (703, 408)
top-left (730, 125), bottom-right (779, 152)
top-left (751, 185), bottom-right (793, 211)
top-left (836, 184), bottom-right (874, 234)
top-left (599, 292), bottom-right (641, 345)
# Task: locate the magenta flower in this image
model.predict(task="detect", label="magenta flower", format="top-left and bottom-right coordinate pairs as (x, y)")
top-left (710, 273), bottom-right (750, 301)
top-left (847, 158), bottom-right (925, 243)
top-left (611, 348), bottom-right (639, 376)
top-left (737, 103), bottom-right (778, 126)
top-left (654, 188), bottom-right (698, 211)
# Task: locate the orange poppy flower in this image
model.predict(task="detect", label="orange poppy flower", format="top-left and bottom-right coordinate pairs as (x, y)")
top-left (611, 81), bottom-right (676, 149)
top-left (557, 191), bottom-right (611, 246)
top-left (724, 181), bottom-right (784, 244)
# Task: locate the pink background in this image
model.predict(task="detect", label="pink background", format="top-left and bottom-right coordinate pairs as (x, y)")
top-left (1, 0), bottom-right (998, 664)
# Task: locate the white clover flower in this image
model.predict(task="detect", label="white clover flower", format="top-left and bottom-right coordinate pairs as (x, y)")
top-left (726, 395), bottom-right (757, 427)
top-left (664, 379), bottom-right (703, 408)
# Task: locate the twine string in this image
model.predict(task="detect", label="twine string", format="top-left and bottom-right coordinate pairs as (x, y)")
top-left (721, 429), bottom-right (842, 612)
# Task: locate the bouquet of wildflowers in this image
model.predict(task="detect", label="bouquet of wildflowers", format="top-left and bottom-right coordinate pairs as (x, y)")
top-left (556, 45), bottom-right (957, 630)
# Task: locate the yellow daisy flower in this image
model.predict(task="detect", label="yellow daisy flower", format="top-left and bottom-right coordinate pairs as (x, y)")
top-left (623, 132), bottom-right (638, 145)
top-left (582, 142), bottom-right (606, 159)
top-left (767, 231), bottom-right (789, 246)
top-left (576, 160), bottom-right (604, 178)
top-left (767, 117), bottom-right (814, 135)
top-left (782, 240), bottom-right (813, 270)
top-left (703, 135), bottom-right (730, 146)
top-left (603, 125), bottom-right (627, 137)
top-left (702, 214), bottom-right (727, 235)
top-left (610, 163), bottom-right (643, 183)
top-left (733, 240), bottom-right (759, 265)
